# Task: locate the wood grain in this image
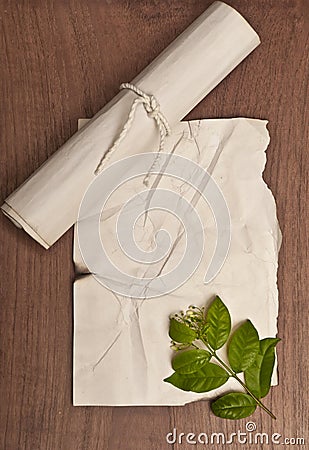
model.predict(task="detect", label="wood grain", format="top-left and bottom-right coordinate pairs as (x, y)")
top-left (0, 1), bottom-right (308, 449)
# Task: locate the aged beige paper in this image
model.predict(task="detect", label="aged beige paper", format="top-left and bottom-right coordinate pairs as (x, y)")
top-left (73, 118), bottom-right (281, 406)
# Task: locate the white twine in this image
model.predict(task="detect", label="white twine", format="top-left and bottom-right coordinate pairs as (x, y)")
top-left (94, 83), bottom-right (171, 176)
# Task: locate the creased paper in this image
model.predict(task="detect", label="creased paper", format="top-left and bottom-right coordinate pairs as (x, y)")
top-left (73, 117), bottom-right (281, 406)
top-left (1, 1), bottom-right (260, 248)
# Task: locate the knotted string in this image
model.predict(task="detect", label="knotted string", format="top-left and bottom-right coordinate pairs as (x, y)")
top-left (94, 83), bottom-right (171, 176)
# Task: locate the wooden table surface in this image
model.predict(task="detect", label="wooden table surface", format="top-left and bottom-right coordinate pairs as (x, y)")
top-left (0, 1), bottom-right (308, 449)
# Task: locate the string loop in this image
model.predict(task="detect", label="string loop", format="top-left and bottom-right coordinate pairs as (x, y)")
top-left (94, 83), bottom-right (171, 175)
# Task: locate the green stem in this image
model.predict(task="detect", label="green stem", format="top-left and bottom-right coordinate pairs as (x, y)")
top-left (201, 339), bottom-right (276, 420)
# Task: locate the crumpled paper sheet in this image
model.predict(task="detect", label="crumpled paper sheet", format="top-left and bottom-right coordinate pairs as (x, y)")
top-left (73, 117), bottom-right (281, 406)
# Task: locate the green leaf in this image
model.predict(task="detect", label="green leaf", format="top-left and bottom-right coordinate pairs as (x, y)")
top-left (169, 318), bottom-right (197, 344)
top-left (228, 320), bottom-right (260, 373)
top-left (205, 296), bottom-right (231, 350)
top-left (245, 338), bottom-right (280, 398)
top-left (211, 393), bottom-right (257, 419)
top-left (164, 362), bottom-right (229, 393)
top-left (172, 349), bottom-right (211, 374)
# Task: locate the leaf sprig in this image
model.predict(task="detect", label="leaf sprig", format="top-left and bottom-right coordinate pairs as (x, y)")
top-left (164, 296), bottom-right (280, 420)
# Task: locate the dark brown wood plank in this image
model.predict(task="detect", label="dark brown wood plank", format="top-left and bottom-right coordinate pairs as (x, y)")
top-left (0, 1), bottom-right (308, 449)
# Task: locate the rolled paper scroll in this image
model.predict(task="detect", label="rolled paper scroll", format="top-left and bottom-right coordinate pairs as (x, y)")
top-left (2, 1), bottom-right (260, 248)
